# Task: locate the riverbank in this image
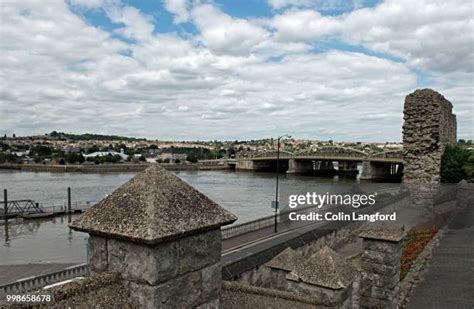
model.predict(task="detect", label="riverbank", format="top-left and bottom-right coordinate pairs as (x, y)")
top-left (0, 163), bottom-right (231, 173)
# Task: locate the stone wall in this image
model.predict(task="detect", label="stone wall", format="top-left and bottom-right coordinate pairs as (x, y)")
top-left (87, 230), bottom-right (223, 308)
top-left (232, 223), bottom-right (359, 287)
top-left (402, 89), bottom-right (457, 205)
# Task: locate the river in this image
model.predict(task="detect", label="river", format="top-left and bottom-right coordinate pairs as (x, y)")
top-left (0, 169), bottom-right (394, 265)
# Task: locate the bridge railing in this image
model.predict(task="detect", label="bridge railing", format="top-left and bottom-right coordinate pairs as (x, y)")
top-left (294, 152), bottom-right (367, 159)
top-left (370, 150), bottom-right (404, 159)
top-left (0, 263), bottom-right (90, 298)
top-left (240, 147), bottom-right (405, 161)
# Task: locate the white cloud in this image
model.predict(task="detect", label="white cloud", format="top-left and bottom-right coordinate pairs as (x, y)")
top-left (271, 0), bottom-right (474, 74)
top-left (272, 9), bottom-right (342, 41)
top-left (268, 0), bottom-right (360, 11)
top-left (191, 4), bottom-right (270, 56)
top-left (105, 4), bottom-right (155, 42)
top-left (0, 0), bottom-right (471, 141)
top-left (164, 0), bottom-right (190, 23)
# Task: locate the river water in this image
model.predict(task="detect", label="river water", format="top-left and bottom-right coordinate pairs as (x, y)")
top-left (0, 169), bottom-right (394, 265)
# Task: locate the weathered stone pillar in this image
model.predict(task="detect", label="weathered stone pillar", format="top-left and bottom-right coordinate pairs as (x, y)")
top-left (359, 228), bottom-right (405, 309)
top-left (70, 165), bottom-right (237, 308)
top-left (402, 89), bottom-right (457, 206)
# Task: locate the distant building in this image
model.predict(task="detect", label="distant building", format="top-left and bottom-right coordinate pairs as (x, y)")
top-left (157, 152), bottom-right (187, 163)
top-left (83, 150), bottom-right (128, 161)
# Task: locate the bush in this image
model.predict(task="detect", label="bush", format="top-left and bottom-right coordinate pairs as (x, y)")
top-left (0, 153), bottom-right (18, 163)
top-left (66, 153), bottom-right (85, 164)
top-left (464, 152), bottom-right (474, 183)
top-left (440, 145), bottom-right (471, 183)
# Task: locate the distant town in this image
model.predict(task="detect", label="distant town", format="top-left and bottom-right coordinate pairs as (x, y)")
top-left (0, 131), bottom-right (424, 166)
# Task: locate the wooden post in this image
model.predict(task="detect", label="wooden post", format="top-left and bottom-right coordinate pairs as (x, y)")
top-left (3, 189), bottom-right (7, 219)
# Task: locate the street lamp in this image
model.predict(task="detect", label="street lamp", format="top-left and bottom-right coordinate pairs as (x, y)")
top-left (274, 134), bottom-right (291, 233)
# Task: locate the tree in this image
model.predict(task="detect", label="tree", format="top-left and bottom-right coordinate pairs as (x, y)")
top-left (87, 145), bottom-right (100, 154)
top-left (66, 153), bottom-right (85, 164)
top-left (440, 145), bottom-right (471, 183)
top-left (31, 145), bottom-right (52, 156)
top-left (187, 155), bottom-right (198, 163)
top-left (0, 153), bottom-right (18, 163)
top-left (464, 152), bottom-right (474, 183)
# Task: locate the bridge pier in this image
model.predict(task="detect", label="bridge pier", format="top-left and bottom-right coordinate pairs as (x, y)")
top-left (236, 159), bottom-right (289, 172)
top-left (287, 159), bottom-right (313, 174)
top-left (287, 159), bottom-right (336, 176)
top-left (236, 160), bottom-right (254, 171)
top-left (337, 161), bottom-right (359, 177)
top-left (360, 161), bottom-right (403, 182)
top-left (315, 161), bottom-right (336, 176)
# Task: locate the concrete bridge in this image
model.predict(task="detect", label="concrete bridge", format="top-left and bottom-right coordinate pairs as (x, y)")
top-left (236, 146), bottom-right (404, 181)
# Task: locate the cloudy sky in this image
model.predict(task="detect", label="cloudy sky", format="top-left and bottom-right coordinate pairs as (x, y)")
top-left (0, 0), bottom-right (472, 141)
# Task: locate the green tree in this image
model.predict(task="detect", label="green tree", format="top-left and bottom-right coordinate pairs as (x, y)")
top-left (66, 153), bottom-right (85, 164)
top-left (440, 145), bottom-right (471, 183)
top-left (30, 145), bottom-right (52, 156)
top-left (464, 152), bottom-right (474, 183)
top-left (87, 145), bottom-right (100, 154)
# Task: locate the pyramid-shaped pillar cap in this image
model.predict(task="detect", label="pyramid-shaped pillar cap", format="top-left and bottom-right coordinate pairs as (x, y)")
top-left (70, 165), bottom-right (237, 244)
top-left (287, 246), bottom-right (357, 289)
top-left (265, 248), bottom-right (303, 272)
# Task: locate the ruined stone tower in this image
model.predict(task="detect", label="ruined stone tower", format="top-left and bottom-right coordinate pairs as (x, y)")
top-left (402, 89), bottom-right (457, 205)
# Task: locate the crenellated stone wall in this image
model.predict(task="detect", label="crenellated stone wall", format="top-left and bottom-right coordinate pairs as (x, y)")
top-left (402, 89), bottom-right (457, 205)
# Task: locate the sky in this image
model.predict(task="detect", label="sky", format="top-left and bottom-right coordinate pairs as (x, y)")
top-left (0, 0), bottom-right (472, 141)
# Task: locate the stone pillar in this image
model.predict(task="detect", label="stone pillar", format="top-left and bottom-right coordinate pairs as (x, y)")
top-left (402, 89), bottom-right (457, 206)
top-left (360, 160), bottom-right (375, 180)
top-left (70, 165), bottom-right (237, 308)
top-left (359, 228), bottom-right (405, 309)
top-left (338, 161), bottom-right (359, 177)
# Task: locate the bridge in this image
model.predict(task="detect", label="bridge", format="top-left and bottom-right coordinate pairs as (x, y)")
top-left (235, 147), bottom-right (404, 181)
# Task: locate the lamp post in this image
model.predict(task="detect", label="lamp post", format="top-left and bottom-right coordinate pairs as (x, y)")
top-left (274, 134), bottom-right (291, 233)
